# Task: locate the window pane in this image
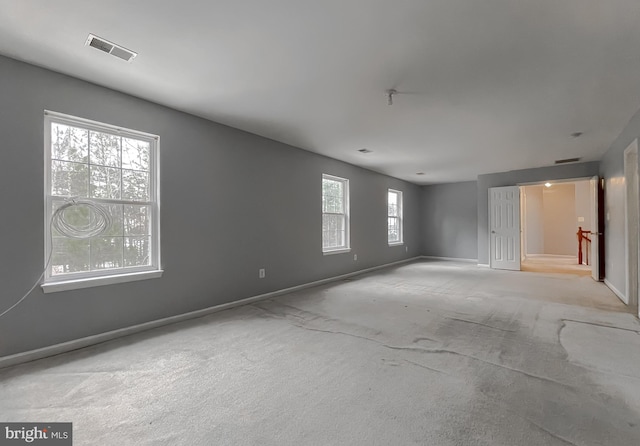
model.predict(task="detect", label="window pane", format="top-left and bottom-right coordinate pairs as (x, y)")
top-left (388, 191), bottom-right (398, 216)
top-left (90, 165), bottom-right (122, 199)
top-left (124, 237), bottom-right (151, 267)
top-left (51, 123), bottom-right (88, 163)
top-left (51, 160), bottom-right (89, 197)
top-left (322, 179), bottom-right (344, 213)
top-left (102, 204), bottom-right (124, 237)
top-left (90, 131), bottom-right (120, 167)
top-left (388, 217), bottom-right (399, 242)
top-left (91, 237), bottom-right (124, 270)
top-left (124, 205), bottom-right (150, 236)
top-left (122, 170), bottom-right (149, 201)
top-left (122, 138), bottom-right (150, 171)
top-left (323, 214), bottom-right (345, 249)
top-left (51, 237), bottom-right (90, 275)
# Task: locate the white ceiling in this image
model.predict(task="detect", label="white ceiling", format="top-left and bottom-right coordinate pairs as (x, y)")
top-left (2, 1), bottom-right (640, 184)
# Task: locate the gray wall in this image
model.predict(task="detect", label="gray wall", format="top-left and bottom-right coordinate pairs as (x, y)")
top-left (477, 162), bottom-right (600, 265)
top-left (0, 56), bottom-right (422, 357)
top-left (421, 181), bottom-right (478, 260)
top-left (600, 107), bottom-right (640, 300)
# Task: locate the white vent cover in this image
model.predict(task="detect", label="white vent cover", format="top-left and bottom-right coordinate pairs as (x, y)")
top-left (85, 34), bottom-right (137, 62)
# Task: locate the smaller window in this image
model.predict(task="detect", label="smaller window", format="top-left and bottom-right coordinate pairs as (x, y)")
top-left (388, 189), bottom-right (403, 245)
top-left (322, 174), bottom-right (350, 253)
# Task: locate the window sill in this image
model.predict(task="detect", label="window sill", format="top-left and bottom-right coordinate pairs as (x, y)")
top-left (388, 242), bottom-right (404, 247)
top-left (41, 270), bottom-right (163, 293)
top-left (323, 248), bottom-right (351, 256)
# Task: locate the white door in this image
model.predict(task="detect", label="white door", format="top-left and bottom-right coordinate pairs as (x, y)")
top-left (589, 176), bottom-right (600, 281)
top-left (490, 186), bottom-right (521, 270)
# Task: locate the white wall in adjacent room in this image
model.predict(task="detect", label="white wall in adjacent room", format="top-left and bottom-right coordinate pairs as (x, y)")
top-left (543, 183), bottom-right (576, 256)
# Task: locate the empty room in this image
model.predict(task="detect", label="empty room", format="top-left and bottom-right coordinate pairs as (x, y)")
top-left (1, 1), bottom-right (640, 445)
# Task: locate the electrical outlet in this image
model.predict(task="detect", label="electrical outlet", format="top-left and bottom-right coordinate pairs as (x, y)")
top-left (405, 246), bottom-right (408, 252)
top-left (354, 254), bottom-right (357, 261)
top-left (259, 268), bottom-right (265, 279)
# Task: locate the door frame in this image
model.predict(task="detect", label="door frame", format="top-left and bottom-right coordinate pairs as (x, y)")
top-left (517, 177), bottom-right (598, 277)
top-left (624, 140), bottom-right (639, 313)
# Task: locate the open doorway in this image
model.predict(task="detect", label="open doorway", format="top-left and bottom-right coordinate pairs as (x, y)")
top-left (520, 179), bottom-right (592, 276)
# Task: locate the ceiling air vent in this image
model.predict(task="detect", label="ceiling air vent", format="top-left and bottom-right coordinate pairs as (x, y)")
top-left (85, 34), bottom-right (137, 62)
top-left (358, 148), bottom-right (373, 154)
top-left (554, 157), bottom-right (581, 165)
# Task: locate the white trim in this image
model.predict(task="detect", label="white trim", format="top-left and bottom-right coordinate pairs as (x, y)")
top-left (43, 111), bottom-right (161, 285)
top-left (41, 270), bottom-right (163, 293)
top-left (0, 257), bottom-right (420, 369)
top-left (624, 140), bottom-right (639, 309)
top-left (525, 254), bottom-right (577, 259)
top-left (322, 173), bottom-right (350, 253)
top-left (605, 278), bottom-right (628, 305)
top-left (478, 263), bottom-right (490, 268)
top-left (323, 248), bottom-right (351, 256)
top-left (388, 188), bottom-right (403, 244)
top-left (421, 256), bottom-right (478, 263)
top-left (388, 242), bottom-right (404, 247)
top-left (44, 110), bottom-right (158, 140)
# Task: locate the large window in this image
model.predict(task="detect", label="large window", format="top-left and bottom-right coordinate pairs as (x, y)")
top-left (388, 189), bottom-right (403, 245)
top-left (44, 111), bottom-right (161, 290)
top-left (322, 174), bottom-right (350, 253)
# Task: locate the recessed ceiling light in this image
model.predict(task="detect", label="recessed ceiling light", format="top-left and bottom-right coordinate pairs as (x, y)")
top-left (545, 182), bottom-right (552, 188)
top-left (416, 172), bottom-right (425, 175)
top-left (571, 132), bottom-right (583, 138)
top-left (358, 148), bottom-right (372, 153)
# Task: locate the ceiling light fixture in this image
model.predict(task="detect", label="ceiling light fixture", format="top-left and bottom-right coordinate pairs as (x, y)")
top-left (386, 89), bottom-right (397, 106)
top-left (358, 148), bottom-right (372, 153)
top-left (545, 182), bottom-right (552, 188)
top-left (416, 172), bottom-right (425, 175)
top-left (571, 132), bottom-right (583, 138)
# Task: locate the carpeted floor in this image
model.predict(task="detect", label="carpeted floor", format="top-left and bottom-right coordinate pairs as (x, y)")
top-left (521, 254), bottom-right (593, 276)
top-left (1, 260), bottom-right (639, 445)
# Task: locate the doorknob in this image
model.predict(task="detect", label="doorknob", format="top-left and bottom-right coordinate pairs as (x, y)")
top-left (491, 231), bottom-right (496, 234)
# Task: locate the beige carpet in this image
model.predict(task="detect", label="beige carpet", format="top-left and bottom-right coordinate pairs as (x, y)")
top-left (1, 260), bottom-right (639, 445)
top-left (522, 254), bottom-right (593, 276)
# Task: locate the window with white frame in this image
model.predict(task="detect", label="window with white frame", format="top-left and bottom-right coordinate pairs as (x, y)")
top-left (322, 174), bottom-right (350, 252)
top-left (388, 189), bottom-right (403, 244)
top-left (44, 111), bottom-right (161, 287)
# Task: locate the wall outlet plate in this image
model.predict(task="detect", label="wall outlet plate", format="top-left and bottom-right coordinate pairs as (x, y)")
top-left (259, 268), bottom-right (265, 278)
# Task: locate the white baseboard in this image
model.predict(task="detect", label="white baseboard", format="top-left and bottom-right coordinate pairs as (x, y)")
top-left (0, 256), bottom-right (421, 369)
top-left (604, 278), bottom-right (628, 305)
top-left (421, 256), bottom-right (478, 264)
top-left (526, 254), bottom-right (577, 259)
top-left (477, 263), bottom-right (490, 268)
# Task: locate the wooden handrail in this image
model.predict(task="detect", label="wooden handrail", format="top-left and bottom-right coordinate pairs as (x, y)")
top-left (577, 226), bottom-right (591, 265)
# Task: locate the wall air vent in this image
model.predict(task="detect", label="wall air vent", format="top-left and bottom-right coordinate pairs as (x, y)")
top-left (85, 34), bottom-right (137, 62)
top-left (554, 157), bottom-right (581, 165)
